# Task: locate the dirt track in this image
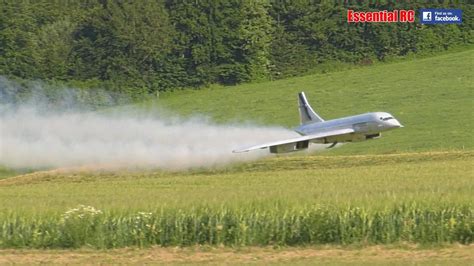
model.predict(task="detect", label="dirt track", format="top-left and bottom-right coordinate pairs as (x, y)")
top-left (0, 245), bottom-right (473, 264)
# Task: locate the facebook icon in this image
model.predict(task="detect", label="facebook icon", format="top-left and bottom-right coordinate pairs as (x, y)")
top-left (422, 11), bottom-right (432, 22)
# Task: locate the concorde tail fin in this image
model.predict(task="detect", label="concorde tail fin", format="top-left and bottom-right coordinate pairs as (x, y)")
top-left (298, 92), bottom-right (324, 125)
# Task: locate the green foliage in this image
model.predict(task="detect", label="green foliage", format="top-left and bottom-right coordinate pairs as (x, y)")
top-left (165, 0), bottom-right (272, 85)
top-left (0, 204), bottom-right (471, 248)
top-left (0, 1), bottom-right (471, 91)
top-left (0, 1), bottom-right (40, 77)
top-left (0, 166), bottom-right (19, 179)
top-left (68, 1), bottom-right (173, 90)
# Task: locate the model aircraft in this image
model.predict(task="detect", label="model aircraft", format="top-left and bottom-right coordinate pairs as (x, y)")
top-left (233, 92), bottom-right (403, 153)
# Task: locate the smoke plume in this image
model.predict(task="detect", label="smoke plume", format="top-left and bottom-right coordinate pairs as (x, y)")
top-left (0, 77), bottom-right (300, 170)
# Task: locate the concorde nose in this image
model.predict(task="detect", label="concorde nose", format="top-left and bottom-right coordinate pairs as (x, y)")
top-left (391, 119), bottom-right (403, 128)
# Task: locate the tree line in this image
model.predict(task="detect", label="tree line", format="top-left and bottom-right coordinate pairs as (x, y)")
top-left (0, 0), bottom-right (472, 95)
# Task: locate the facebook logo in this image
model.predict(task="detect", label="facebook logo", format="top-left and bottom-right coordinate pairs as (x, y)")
top-left (419, 9), bottom-right (462, 24)
top-left (422, 12), bottom-right (432, 22)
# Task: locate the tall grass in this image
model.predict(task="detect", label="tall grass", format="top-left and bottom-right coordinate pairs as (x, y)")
top-left (0, 204), bottom-right (471, 249)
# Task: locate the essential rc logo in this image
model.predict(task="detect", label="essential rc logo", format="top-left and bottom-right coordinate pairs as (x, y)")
top-left (347, 10), bottom-right (415, 23)
top-left (420, 9), bottom-right (462, 24)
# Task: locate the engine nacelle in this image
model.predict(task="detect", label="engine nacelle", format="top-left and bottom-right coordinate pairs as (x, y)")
top-left (348, 133), bottom-right (381, 142)
top-left (365, 133), bottom-right (381, 139)
top-left (347, 134), bottom-right (366, 142)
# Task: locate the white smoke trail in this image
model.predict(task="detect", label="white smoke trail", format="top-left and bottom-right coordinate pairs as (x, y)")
top-left (0, 106), bottom-right (299, 170)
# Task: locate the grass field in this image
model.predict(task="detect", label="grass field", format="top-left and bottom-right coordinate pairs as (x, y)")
top-left (0, 49), bottom-right (473, 260)
top-left (0, 151), bottom-right (472, 213)
top-left (0, 151), bottom-right (471, 248)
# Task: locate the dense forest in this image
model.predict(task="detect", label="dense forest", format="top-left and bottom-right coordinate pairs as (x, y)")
top-left (0, 0), bottom-right (472, 97)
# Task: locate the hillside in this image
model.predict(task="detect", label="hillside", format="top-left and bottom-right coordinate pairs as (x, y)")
top-left (144, 49), bottom-right (474, 155)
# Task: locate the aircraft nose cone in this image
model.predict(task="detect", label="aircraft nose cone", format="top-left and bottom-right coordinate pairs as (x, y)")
top-left (391, 119), bottom-right (403, 128)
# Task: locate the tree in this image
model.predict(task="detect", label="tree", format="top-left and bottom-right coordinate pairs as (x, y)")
top-left (69, 0), bottom-right (173, 91)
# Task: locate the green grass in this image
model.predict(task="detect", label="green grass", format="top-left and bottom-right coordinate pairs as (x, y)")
top-left (0, 167), bottom-right (17, 179)
top-left (0, 203), bottom-right (471, 248)
top-left (1, 152), bottom-right (473, 248)
top-left (0, 50), bottom-right (473, 249)
top-left (0, 151), bottom-right (471, 213)
top-left (141, 49), bottom-right (474, 154)
top-left (0, 167), bottom-right (32, 180)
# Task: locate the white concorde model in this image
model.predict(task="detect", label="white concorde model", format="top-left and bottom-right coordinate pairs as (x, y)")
top-left (233, 92), bottom-right (403, 153)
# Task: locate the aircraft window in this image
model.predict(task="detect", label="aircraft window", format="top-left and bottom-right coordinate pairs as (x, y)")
top-left (382, 117), bottom-right (394, 121)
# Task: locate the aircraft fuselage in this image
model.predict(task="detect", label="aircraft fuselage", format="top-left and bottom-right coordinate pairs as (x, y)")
top-left (295, 112), bottom-right (402, 143)
top-left (232, 92), bottom-right (404, 154)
